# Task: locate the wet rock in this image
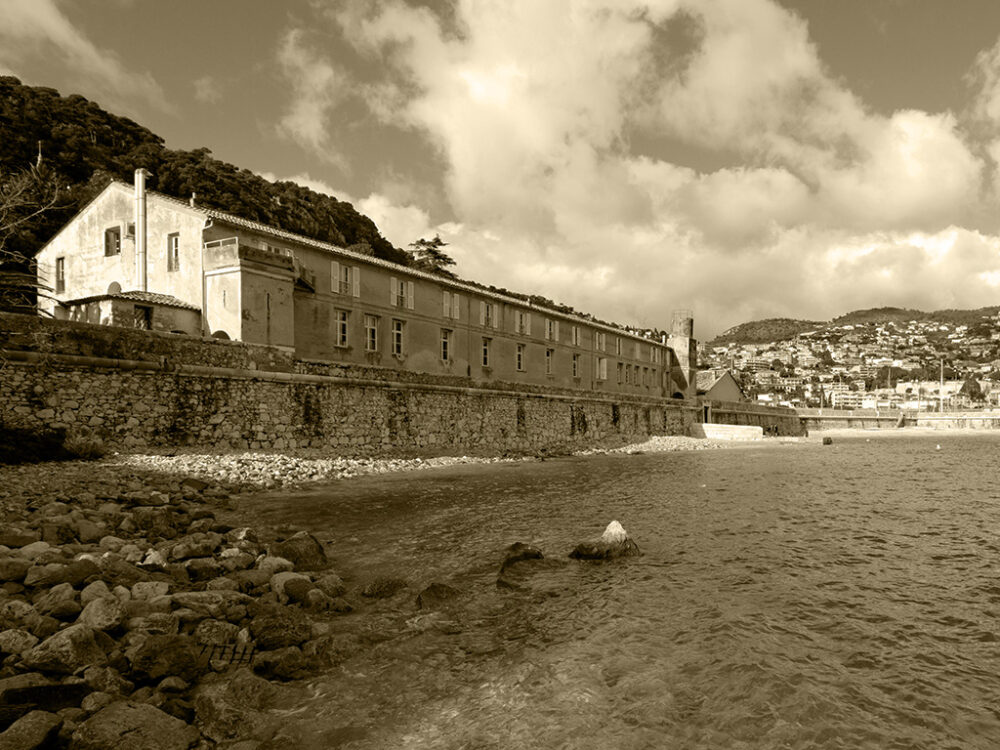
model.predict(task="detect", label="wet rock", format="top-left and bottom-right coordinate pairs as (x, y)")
top-left (79, 691), bottom-right (115, 714)
top-left (0, 629), bottom-right (38, 656)
top-left (32, 583), bottom-right (78, 619)
top-left (499, 542), bottom-right (544, 572)
top-left (82, 666), bottom-right (132, 697)
top-left (569, 521), bottom-right (641, 560)
top-left (255, 556), bottom-right (293, 577)
top-left (0, 531), bottom-right (40, 549)
top-left (126, 634), bottom-right (203, 684)
top-left (314, 572), bottom-right (346, 599)
top-left (21, 624), bottom-right (107, 675)
top-left (416, 582), bottom-right (460, 610)
top-left (183, 557), bottom-right (220, 582)
top-left (248, 605), bottom-right (310, 650)
top-left (192, 669), bottom-right (277, 744)
top-left (269, 572), bottom-right (311, 603)
top-left (77, 597), bottom-right (127, 632)
top-left (269, 532), bottom-right (329, 572)
top-left (0, 709), bottom-right (62, 749)
top-left (0, 559), bottom-right (31, 584)
top-left (251, 646), bottom-right (309, 681)
top-left (69, 701), bottom-right (200, 750)
top-left (76, 583), bottom-right (106, 609)
top-left (193, 619), bottom-right (238, 647)
top-left (170, 591), bottom-right (251, 622)
top-left (124, 613), bottom-right (178, 637)
top-left (130, 581), bottom-right (169, 600)
top-left (361, 577), bottom-right (407, 599)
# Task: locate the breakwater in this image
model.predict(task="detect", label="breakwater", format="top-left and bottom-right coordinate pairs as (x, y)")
top-left (0, 313), bottom-right (695, 455)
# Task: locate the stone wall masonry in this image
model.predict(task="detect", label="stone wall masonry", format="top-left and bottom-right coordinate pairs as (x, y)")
top-left (1, 316), bottom-right (695, 456)
top-left (704, 399), bottom-right (805, 437)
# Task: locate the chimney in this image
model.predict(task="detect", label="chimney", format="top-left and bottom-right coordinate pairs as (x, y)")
top-left (134, 168), bottom-right (151, 292)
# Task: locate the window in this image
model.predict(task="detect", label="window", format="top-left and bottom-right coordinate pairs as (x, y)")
top-left (133, 304), bottom-right (152, 330)
top-left (624, 364), bottom-right (630, 385)
top-left (572, 353), bottom-right (580, 377)
top-left (482, 337), bottom-right (491, 367)
top-left (364, 314), bottom-right (379, 352)
top-left (441, 329), bottom-right (452, 361)
top-left (545, 348), bottom-right (554, 375)
top-left (335, 310), bottom-right (349, 347)
top-left (595, 332), bottom-right (606, 351)
top-left (392, 320), bottom-right (405, 356)
top-left (545, 319), bottom-right (559, 341)
top-left (617, 362), bottom-right (624, 384)
top-left (651, 347), bottom-right (660, 364)
top-left (390, 277), bottom-right (414, 308)
top-left (480, 301), bottom-right (498, 328)
top-left (104, 227), bottom-right (121, 257)
top-left (167, 233), bottom-right (180, 272)
top-left (516, 344), bottom-right (525, 371)
top-left (55, 257), bottom-right (65, 294)
top-left (571, 326), bottom-right (581, 346)
top-left (616, 337), bottom-right (623, 356)
top-left (443, 290), bottom-right (460, 319)
top-left (596, 357), bottom-right (608, 381)
top-left (516, 310), bottom-right (531, 335)
top-left (331, 262), bottom-right (360, 296)
top-left (643, 367), bottom-right (649, 386)
top-left (635, 341), bottom-right (642, 359)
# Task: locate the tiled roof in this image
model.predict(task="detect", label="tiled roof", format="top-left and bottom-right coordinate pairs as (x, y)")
top-left (63, 290), bottom-right (201, 311)
top-left (106, 181), bottom-right (671, 346)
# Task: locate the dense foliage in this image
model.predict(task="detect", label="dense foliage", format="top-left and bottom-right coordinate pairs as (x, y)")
top-left (0, 76), bottom-right (410, 267)
top-left (712, 318), bottom-right (824, 345)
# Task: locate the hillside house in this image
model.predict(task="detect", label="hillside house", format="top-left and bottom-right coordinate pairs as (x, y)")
top-left (36, 171), bottom-right (697, 398)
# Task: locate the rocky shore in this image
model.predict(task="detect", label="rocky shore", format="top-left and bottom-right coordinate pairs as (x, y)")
top-left (0, 437), bottom-right (730, 748)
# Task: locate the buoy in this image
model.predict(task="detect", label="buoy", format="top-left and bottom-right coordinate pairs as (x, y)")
top-left (822, 437), bottom-right (833, 445)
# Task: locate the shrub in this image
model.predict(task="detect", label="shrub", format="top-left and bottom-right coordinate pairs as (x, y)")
top-left (62, 430), bottom-right (107, 460)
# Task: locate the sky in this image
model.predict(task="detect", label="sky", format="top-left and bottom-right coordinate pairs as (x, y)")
top-left (5, 0), bottom-right (1000, 340)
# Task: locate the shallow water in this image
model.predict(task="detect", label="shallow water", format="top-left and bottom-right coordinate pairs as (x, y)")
top-left (237, 434), bottom-right (1000, 749)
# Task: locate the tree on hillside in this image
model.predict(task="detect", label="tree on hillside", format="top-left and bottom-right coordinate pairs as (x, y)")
top-left (0, 165), bottom-right (63, 313)
top-left (409, 235), bottom-right (457, 278)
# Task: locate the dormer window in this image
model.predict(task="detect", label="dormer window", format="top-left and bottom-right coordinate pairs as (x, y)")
top-left (104, 227), bottom-right (121, 256)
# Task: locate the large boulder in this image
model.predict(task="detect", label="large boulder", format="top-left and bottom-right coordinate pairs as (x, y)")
top-left (192, 669), bottom-right (277, 744)
top-left (125, 634), bottom-right (203, 684)
top-left (69, 701), bottom-right (199, 750)
top-left (248, 605), bottom-right (310, 650)
top-left (268, 531), bottom-right (329, 571)
top-left (0, 709), bottom-right (62, 749)
top-left (569, 521), bottom-right (641, 560)
top-left (21, 624), bottom-right (107, 675)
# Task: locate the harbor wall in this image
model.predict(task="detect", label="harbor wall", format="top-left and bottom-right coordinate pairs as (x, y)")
top-left (0, 314), bottom-right (696, 456)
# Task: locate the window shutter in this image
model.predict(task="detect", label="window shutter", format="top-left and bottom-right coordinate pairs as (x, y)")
top-left (442, 291), bottom-right (450, 317)
top-left (332, 261), bottom-right (340, 293)
top-left (452, 293), bottom-right (460, 319)
top-left (390, 277), bottom-right (397, 306)
top-left (406, 281), bottom-right (415, 309)
top-left (554, 321), bottom-right (560, 341)
top-left (526, 313), bottom-right (532, 336)
top-left (352, 267), bottom-right (360, 297)
top-left (479, 301), bottom-right (486, 326)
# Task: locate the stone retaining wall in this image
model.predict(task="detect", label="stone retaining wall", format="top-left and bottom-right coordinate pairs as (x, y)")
top-left (1, 315), bottom-right (695, 456)
top-left (703, 399), bottom-right (805, 436)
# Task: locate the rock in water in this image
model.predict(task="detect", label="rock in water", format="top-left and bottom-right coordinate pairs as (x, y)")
top-left (569, 521), bottom-right (641, 560)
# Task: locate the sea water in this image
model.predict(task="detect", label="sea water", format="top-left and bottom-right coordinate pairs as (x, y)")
top-left (237, 433), bottom-right (1000, 749)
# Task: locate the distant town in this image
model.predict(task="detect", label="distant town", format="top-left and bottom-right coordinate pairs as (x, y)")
top-left (700, 313), bottom-right (1000, 410)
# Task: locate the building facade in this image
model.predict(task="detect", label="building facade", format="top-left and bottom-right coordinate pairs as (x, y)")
top-left (37, 172), bottom-right (696, 398)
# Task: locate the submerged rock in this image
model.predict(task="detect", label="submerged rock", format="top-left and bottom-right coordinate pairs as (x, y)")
top-left (569, 521), bottom-right (641, 561)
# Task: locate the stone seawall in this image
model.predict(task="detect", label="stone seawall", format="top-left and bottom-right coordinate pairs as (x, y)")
top-left (1, 315), bottom-right (694, 456)
top-left (703, 399), bottom-right (805, 436)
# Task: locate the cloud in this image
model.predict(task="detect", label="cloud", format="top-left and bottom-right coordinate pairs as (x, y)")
top-left (311, 0), bottom-right (1000, 337)
top-left (0, 0), bottom-right (167, 113)
top-left (193, 75), bottom-right (221, 104)
top-left (275, 28), bottom-right (350, 169)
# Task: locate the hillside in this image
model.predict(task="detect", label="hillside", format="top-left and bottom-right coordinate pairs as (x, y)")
top-left (712, 318), bottom-right (824, 345)
top-left (0, 77), bottom-right (409, 265)
top-left (711, 306), bottom-right (1000, 346)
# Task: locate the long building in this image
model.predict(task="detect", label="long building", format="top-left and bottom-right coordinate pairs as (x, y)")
top-left (36, 170), bottom-right (697, 398)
